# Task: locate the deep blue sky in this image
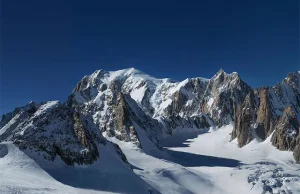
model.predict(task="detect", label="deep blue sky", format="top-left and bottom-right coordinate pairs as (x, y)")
top-left (0, 0), bottom-right (299, 115)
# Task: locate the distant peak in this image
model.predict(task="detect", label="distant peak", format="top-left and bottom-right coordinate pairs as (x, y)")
top-left (89, 69), bottom-right (108, 80)
top-left (282, 71), bottom-right (300, 88)
top-left (217, 68), bottom-right (229, 75)
top-left (283, 71), bottom-right (300, 81)
top-left (212, 68), bottom-right (241, 79)
top-left (127, 67), bottom-right (138, 71)
top-left (218, 68), bottom-right (225, 73)
top-left (230, 71), bottom-right (238, 76)
top-left (90, 68), bottom-right (142, 78)
top-left (212, 68), bottom-right (227, 80)
top-left (123, 67), bottom-right (143, 74)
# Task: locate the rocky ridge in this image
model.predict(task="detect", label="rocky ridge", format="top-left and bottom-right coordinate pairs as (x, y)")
top-left (0, 101), bottom-right (129, 167)
top-left (232, 71), bottom-right (300, 162)
top-left (1, 68), bottom-right (300, 164)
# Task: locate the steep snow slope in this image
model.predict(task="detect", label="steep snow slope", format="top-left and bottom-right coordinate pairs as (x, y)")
top-left (0, 100), bottom-right (160, 194)
top-left (0, 142), bottom-right (159, 194)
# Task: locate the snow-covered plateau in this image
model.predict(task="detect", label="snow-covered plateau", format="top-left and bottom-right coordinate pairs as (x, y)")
top-left (1, 68), bottom-right (300, 194)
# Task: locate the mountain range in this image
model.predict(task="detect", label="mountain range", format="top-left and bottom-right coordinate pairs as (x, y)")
top-left (1, 68), bottom-right (300, 194)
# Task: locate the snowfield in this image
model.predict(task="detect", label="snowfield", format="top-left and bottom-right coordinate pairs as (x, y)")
top-left (162, 124), bottom-right (300, 194)
top-left (0, 142), bottom-right (159, 194)
top-left (1, 124), bottom-right (299, 194)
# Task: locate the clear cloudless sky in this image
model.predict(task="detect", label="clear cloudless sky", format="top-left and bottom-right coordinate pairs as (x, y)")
top-left (0, 0), bottom-right (299, 115)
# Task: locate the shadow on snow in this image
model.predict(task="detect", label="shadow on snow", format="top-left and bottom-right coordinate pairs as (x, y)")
top-left (160, 130), bottom-right (209, 148)
top-left (159, 130), bottom-right (242, 168)
top-left (19, 146), bottom-right (160, 194)
top-left (165, 149), bottom-right (242, 168)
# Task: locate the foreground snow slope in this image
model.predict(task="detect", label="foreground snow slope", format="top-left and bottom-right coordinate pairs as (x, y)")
top-left (1, 124), bottom-right (299, 194)
top-left (0, 142), bottom-right (159, 194)
top-left (104, 133), bottom-right (223, 194)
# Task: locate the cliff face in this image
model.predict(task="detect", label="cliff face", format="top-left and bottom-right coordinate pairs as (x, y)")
top-left (0, 101), bottom-right (129, 166)
top-left (200, 70), bottom-right (252, 127)
top-left (232, 71), bottom-right (300, 162)
top-left (271, 106), bottom-right (299, 150)
top-left (232, 91), bottom-right (257, 147)
top-left (69, 68), bottom-right (254, 141)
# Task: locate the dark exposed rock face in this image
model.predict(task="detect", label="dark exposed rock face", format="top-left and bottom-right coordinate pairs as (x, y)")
top-left (232, 91), bottom-right (257, 147)
top-left (10, 102), bottom-right (101, 166)
top-left (232, 87), bottom-right (277, 145)
top-left (271, 106), bottom-right (300, 163)
top-left (232, 71), bottom-right (300, 163)
top-left (201, 70), bottom-right (252, 127)
top-left (0, 101), bottom-right (129, 166)
top-left (108, 92), bottom-right (141, 146)
top-left (255, 88), bottom-right (274, 140)
top-left (293, 145), bottom-right (300, 163)
top-left (0, 101), bottom-right (38, 129)
top-left (0, 102), bottom-right (39, 141)
top-left (70, 72), bottom-right (162, 150)
top-left (271, 107), bottom-right (299, 151)
top-left (155, 77), bottom-right (212, 133)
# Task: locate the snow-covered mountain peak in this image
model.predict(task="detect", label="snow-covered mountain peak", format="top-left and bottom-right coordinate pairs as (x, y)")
top-left (281, 71), bottom-right (300, 91)
top-left (71, 68), bottom-right (252, 130)
top-left (40, 68), bottom-right (300, 161)
top-left (211, 68), bottom-right (240, 82)
top-left (213, 68), bottom-right (226, 78)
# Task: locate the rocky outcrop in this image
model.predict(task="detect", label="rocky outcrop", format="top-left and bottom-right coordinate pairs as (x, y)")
top-left (271, 106), bottom-right (300, 163)
top-left (0, 101), bottom-right (38, 129)
top-left (0, 102), bottom-right (39, 141)
top-left (232, 71), bottom-right (300, 163)
top-left (232, 91), bottom-right (257, 146)
top-left (0, 101), bottom-right (129, 166)
top-left (11, 102), bottom-right (101, 166)
top-left (255, 88), bottom-right (275, 140)
top-left (232, 87), bottom-right (277, 144)
top-left (271, 106), bottom-right (299, 151)
top-left (200, 69), bottom-right (252, 127)
top-left (293, 145), bottom-right (300, 163)
top-left (70, 74), bottom-right (162, 150)
top-left (107, 92), bottom-right (140, 146)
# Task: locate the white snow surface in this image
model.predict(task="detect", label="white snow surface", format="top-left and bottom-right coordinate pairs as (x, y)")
top-left (130, 85), bottom-right (147, 103)
top-left (76, 68), bottom-right (210, 118)
top-left (102, 124), bottom-right (300, 194)
top-left (1, 124), bottom-right (300, 194)
top-left (161, 124), bottom-right (300, 194)
top-left (0, 142), bottom-right (158, 194)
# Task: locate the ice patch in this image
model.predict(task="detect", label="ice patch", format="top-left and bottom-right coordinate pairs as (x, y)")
top-left (130, 86), bottom-right (147, 103)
